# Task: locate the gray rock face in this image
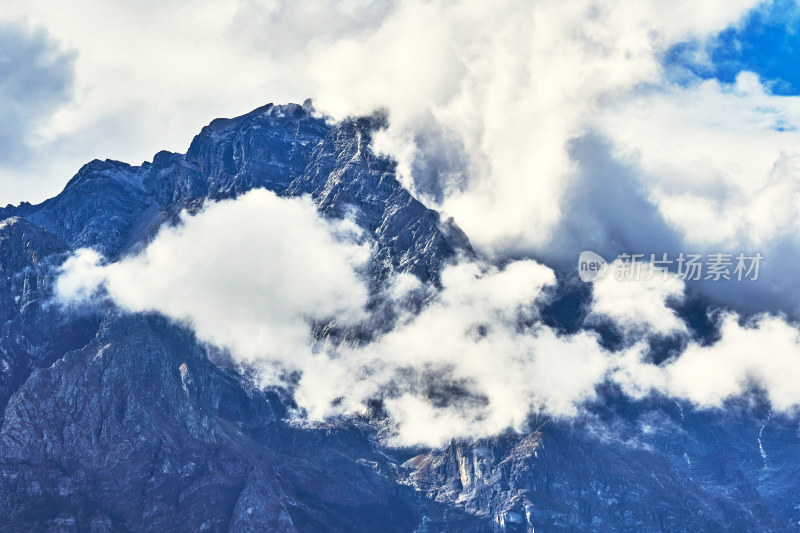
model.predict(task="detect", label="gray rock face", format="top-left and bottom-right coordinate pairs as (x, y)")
top-left (0, 218), bottom-right (99, 423)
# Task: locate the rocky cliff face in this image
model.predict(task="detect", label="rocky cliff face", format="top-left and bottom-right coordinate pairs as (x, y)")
top-left (1, 102), bottom-right (798, 532)
top-left (0, 218), bottom-right (99, 425)
top-left (0, 312), bottom-right (441, 531)
top-left (404, 399), bottom-right (799, 532)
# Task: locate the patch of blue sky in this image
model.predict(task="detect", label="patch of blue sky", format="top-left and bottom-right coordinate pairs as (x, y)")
top-left (664, 0), bottom-right (800, 95)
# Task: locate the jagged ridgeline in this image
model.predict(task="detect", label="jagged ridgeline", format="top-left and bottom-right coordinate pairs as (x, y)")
top-left (1, 101), bottom-right (470, 285)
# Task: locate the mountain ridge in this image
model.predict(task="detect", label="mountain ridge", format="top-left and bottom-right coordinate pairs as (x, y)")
top-left (0, 102), bottom-right (470, 287)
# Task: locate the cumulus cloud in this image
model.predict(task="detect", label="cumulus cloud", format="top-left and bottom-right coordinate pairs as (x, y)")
top-left (299, 0), bottom-right (800, 316)
top-left (591, 71), bottom-right (800, 313)
top-left (298, 259), bottom-right (616, 446)
top-left (56, 189), bottom-right (370, 365)
top-left (1, 0), bottom-right (390, 204)
top-left (663, 313), bottom-right (800, 411)
top-left (596, 272), bottom-right (800, 418)
top-left (613, 312), bottom-right (800, 417)
top-left (354, 262), bottom-right (800, 445)
top-left (7, 0), bottom-right (800, 314)
top-left (599, 72), bottom-right (800, 249)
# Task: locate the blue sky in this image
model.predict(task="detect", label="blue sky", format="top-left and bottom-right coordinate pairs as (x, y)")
top-left (668, 0), bottom-right (800, 95)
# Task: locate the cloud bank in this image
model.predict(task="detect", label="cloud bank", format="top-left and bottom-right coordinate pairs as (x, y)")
top-left (307, 0), bottom-right (762, 254)
top-left (56, 191), bottom-right (800, 447)
top-left (0, 0), bottom-right (398, 204)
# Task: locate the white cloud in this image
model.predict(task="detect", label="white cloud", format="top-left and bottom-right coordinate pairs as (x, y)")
top-left (1, 0), bottom-right (765, 238)
top-left (57, 216), bottom-right (620, 447)
top-left (600, 72), bottom-right (800, 249)
top-left (297, 0), bottom-right (800, 317)
top-left (663, 313), bottom-right (800, 411)
top-left (292, 258), bottom-right (620, 447)
top-left (596, 277), bottom-right (800, 417)
top-left (0, 0), bottom-right (397, 204)
top-left (7, 0), bottom-right (800, 314)
top-left (590, 260), bottom-right (687, 336)
top-left (56, 188), bottom-right (370, 364)
top-left (610, 311), bottom-right (800, 417)
top-left (306, 0), bottom-right (761, 257)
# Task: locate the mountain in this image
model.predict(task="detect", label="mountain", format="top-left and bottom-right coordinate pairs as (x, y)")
top-left (0, 101), bottom-right (469, 284)
top-left (0, 102), bottom-right (798, 532)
